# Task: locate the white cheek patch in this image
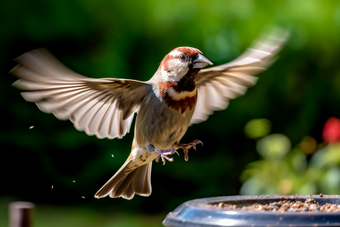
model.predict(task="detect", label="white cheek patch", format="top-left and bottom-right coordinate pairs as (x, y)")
top-left (167, 87), bottom-right (197, 100)
top-left (160, 65), bottom-right (169, 81)
top-left (161, 59), bottom-right (188, 82)
top-left (161, 65), bottom-right (177, 82)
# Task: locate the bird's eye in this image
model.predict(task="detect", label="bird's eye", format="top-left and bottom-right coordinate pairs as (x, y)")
top-left (195, 53), bottom-right (200, 59)
top-left (179, 54), bottom-right (187, 61)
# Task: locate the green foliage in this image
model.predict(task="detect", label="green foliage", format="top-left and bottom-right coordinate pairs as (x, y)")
top-left (241, 119), bottom-right (340, 195)
top-left (2, 0), bottom-right (340, 219)
top-left (257, 134), bottom-right (291, 160)
top-left (244, 118), bottom-right (272, 139)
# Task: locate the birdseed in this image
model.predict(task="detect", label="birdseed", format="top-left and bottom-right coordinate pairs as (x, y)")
top-left (212, 198), bottom-right (340, 212)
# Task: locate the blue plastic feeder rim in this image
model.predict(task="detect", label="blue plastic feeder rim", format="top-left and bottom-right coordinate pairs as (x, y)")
top-left (163, 195), bottom-right (340, 227)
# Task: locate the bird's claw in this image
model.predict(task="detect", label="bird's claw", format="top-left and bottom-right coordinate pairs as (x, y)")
top-left (155, 148), bottom-right (179, 165)
top-left (177, 139), bottom-right (203, 161)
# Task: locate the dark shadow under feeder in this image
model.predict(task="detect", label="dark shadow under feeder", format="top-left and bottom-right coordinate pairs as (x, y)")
top-left (163, 195), bottom-right (340, 227)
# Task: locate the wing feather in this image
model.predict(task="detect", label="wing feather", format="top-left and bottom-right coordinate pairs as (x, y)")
top-left (109, 106), bottom-right (119, 139)
top-left (97, 99), bottom-right (117, 139)
top-left (191, 30), bottom-right (288, 124)
top-left (11, 48), bottom-right (150, 139)
top-left (76, 93), bottom-right (111, 132)
top-left (86, 95), bottom-right (114, 136)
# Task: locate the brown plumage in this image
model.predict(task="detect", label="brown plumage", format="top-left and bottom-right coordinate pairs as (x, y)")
top-left (11, 30), bottom-right (287, 199)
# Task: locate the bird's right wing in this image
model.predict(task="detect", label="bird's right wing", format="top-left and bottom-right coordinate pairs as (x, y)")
top-left (11, 48), bottom-right (151, 139)
top-left (191, 30), bottom-right (288, 124)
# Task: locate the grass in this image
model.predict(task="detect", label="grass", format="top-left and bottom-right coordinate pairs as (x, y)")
top-left (1, 198), bottom-right (165, 227)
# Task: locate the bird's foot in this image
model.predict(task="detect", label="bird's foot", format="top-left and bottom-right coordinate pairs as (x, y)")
top-left (154, 148), bottom-right (179, 165)
top-left (176, 140), bottom-right (203, 161)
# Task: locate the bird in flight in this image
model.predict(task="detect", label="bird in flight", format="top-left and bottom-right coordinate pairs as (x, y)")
top-left (11, 30), bottom-right (287, 199)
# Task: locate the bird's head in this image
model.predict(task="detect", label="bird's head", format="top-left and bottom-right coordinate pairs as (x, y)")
top-left (157, 47), bottom-right (213, 83)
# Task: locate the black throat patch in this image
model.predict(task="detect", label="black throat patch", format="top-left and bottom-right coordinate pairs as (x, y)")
top-left (172, 68), bottom-right (199, 93)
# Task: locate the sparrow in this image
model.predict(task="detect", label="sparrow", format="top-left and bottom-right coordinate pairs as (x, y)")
top-left (11, 31), bottom-right (287, 199)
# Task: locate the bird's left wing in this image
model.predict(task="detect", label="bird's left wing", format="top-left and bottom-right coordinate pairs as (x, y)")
top-left (191, 31), bottom-right (288, 124)
top-left (11, 48), bottom-right (151, 139)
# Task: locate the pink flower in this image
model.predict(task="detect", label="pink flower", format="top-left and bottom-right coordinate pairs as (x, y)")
top-left (322, 117), bottom-right (340, 144)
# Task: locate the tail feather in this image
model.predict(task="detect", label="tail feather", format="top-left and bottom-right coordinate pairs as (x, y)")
top-left (124, 181), bottom-right (137, 199)
top-left (133, 163), bottom-right (152, 195)
top-left (94, 160), bottom-right (152, 200)
top-left (112, 169), bottom-right (139, 198)
top-left (94, 159), bottom-right (131, 198)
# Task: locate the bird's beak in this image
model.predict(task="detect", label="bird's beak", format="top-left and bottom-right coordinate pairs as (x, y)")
top-left (193, 54), bottom-right (213, 69)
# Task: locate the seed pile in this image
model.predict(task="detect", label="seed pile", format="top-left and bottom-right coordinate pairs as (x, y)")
top-left (215, 198), bottom-right (340, 212)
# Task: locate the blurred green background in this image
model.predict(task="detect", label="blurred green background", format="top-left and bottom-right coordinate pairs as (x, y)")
top-left (2, 0), bottom-right (340, 226)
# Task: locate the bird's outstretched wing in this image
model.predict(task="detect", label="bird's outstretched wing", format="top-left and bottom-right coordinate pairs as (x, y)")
top-left (11, 48), bottom-right (151, 139)
top-left (191, 30), bottom-right (288, 124)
